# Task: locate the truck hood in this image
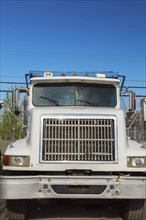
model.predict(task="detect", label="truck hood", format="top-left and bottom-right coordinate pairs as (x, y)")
top-left (30, 106), bottom-right (123, 117)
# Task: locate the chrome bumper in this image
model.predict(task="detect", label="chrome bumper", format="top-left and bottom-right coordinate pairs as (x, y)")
top-left (0, 175), bottom-right (146, 199)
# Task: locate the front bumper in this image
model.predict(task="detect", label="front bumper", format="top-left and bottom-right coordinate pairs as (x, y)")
top-left (0, 175), bottom-right (146, 199)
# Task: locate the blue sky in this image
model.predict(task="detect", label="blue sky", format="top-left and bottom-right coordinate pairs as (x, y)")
top-left (0, 0), bottom-right (146, 105)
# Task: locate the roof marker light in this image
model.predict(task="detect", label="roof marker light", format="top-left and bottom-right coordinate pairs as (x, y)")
top-left (84, 73), bottom-right (89, 77)
top-left (44, 72), bottom-right (53, 77)
top-left (96, 73), bottom-right (106, 78)
top-left (61, 73), bottom-right (66, 77)
top-left (72, 73), bottom-right (77, 76)
top-left (110, 75), bottom-right (116, 79)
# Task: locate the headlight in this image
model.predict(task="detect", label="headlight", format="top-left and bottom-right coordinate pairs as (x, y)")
top-left (3, 155), bottom-right (30, 167)
top-left (127, 156), bottom-right (146, 168)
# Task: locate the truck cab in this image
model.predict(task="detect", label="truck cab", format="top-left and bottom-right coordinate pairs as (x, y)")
top-left (0, 71), bottom-right (146, 220)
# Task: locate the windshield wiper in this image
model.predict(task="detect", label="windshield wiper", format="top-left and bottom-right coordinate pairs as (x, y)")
top-left (40, 96), bottom-right (60, 106)
top-left (77, 99), bottom-right (99, 106)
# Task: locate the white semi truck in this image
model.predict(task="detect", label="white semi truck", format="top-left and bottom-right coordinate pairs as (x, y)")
top-left (0, 71), bottom-right (146, 220)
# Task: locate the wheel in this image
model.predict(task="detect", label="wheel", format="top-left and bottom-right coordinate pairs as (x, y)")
top-left (121, 199), bottom-right (145, 220)
top-left (0, 200), bottom-right (8, 220)
top-left (6, 200), bottom-right (29, 220)
top-left (0, 150), bottom-right (2, 171)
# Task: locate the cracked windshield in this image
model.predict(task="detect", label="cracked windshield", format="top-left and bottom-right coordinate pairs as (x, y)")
top-left (33, 83), bottom-right (116, 107)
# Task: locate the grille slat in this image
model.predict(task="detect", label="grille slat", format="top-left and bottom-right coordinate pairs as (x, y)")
top-left (41, 118), bottom-right (116, 162)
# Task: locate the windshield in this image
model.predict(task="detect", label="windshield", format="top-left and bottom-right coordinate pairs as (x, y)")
top-left (33, 83), bottom-right (116, 107)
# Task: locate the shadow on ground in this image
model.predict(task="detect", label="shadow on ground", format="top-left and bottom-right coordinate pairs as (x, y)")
top-left (29, 199), bottom-right (123, 220)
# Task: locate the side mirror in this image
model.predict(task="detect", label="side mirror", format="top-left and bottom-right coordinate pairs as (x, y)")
top-left (143, 98), bottom-right (146, 121)
top-left (129, 91), bottom-right (136, 112)
top-left (12, 89), bottom-right (19, 109)
top-left (12, 88), bottom-right (29, 115)
top-left (0, 100), bottom-right (4, 110)
top-left (12, 89), bottom-right (21, 115)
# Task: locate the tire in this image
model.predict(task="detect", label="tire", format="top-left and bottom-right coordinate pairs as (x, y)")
top-left (6, 200), bottom-right (29, 220)
top-left (0, 150), bottom-right (2, 172)
top-left (121, 199), bottom-right (145, 220)
top-left (0, 200), bottom-right (8, 220)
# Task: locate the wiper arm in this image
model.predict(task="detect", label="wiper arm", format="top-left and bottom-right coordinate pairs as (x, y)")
top-left (40, 96), bottom-right (60, 106)
top-left (77, 99), bottom-right (98, 106)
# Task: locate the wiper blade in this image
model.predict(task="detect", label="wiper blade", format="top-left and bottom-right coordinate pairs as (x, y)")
top-left (40, 96), bottom-right (60, 106)
top-left (77, 99), bottom-right (98, 106)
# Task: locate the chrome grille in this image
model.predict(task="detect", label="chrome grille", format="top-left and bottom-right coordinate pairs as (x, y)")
top-left (41, 117), bottom-right (116, 162)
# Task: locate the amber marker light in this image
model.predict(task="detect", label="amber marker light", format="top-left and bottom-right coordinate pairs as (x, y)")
top-left (33, 74), bottom-right (39, 77)
top-left (72, 73), bottom-right (77, 76)
top-left (61, 73), bottom-right (66, 77)
top-left (3, 155), bottom-right (11, 166)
